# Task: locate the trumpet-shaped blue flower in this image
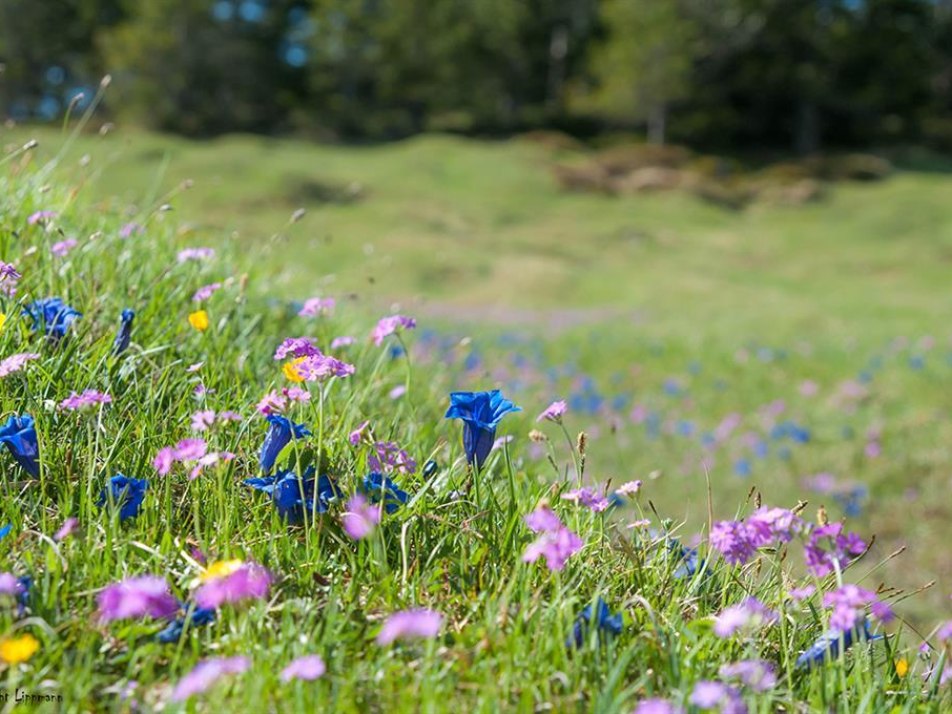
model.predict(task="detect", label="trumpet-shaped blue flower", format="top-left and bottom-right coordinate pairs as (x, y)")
top-left (157, 605), bottom-right (217, 643)
top-left (22, 297), bottom-right (82, 339)
top-left (16, 575), bottom-right (31, 617)
top-left (258, 415), bottom-right (310, 473)
top-left (97, 474), bottom-right (148, 521)
top-left (245, 467), bottom-right (340, 523)
top-left (796, 620), bottom-right (880, 669)
top-left (445, 390), bottom-right (520, 468)
top-left (568, 597), bottom-right (623, 648)
top-left (0, 414), bottom-right (40, 477)
top-left (362, 472), bottom-right (409, 514)
top-left (113, 308), bottom-right (135, 356)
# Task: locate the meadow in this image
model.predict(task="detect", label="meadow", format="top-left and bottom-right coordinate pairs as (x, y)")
top-left (1, 121), bottom-right (952, 711)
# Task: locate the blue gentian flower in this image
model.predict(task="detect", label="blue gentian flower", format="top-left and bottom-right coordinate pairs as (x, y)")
top-left (422, 459), bottom-right (439, 478)
top-left (0, 524), bottom-right (10, 540)
top-left (244, 467), bottom-right (340, 523)
top-left (97, 474), bottom-right (148, 521)
top-left (362, 472), bottom-right (409, 514)
top-left (22, 297), bottom-right (82, 339)
top-left (113, 308), bottom-right (135, 356)
top-left (568, 597), bottom-right (623, 648)
top-left (796, 620), bottom-right (880, 669)
top-left (444, 390), bottom-right (520, 468)
top-left (259, 415), bottom-right (311, 473)
top-left (16, 575), bottom-right (31, 617)
top-left (156, 605), bottom-right (216, 643)
top-left (0, 414), bottom-right (40, 477)
top-left (661, 539), bottom-right (705, 580)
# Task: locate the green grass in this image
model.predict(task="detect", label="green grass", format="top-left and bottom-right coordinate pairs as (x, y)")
top-left (1, 123), bottom-right (952, 711)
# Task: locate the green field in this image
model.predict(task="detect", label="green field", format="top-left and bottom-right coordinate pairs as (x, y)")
top-left (5, 125), bottom-right (952, 619)
top-left (2, 124), bottom-right (952, 710)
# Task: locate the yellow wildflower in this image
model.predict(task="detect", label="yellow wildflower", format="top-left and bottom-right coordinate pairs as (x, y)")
top-left (188, 310), bottom-right (209, 332)
top-left (0, 634), bottom-right (39, 665)
top-left (0, 313), bottom-right (6, 331)
top-left (200, 559), bottom-right (244, 582)
top-left (896, 658), bottom-right (909, 678)
top-left (283, 357), bottom-right (307, 383)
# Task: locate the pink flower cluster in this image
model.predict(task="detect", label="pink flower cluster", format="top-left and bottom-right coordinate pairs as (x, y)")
top-left (367, 441), bottom-right (416, 475)
top-left (371, 314), bottom-right (416, 346)
top-left (171, 656), bottom-right (250, 702)
top-left (0, 261), bottom-right (20, 296)
top-left (176, 247), bottom-right (215, 263)
top-left (97, 575), bottom-right (179, 622)
top-left (376, 609), bottom-right (443, 645)
top-left (342, 494), bottom-right (380, 540)
top-left (59, 389), bottom-right (112, 410)
top-left (713, 597), bottom-right (778, 637)
top-left (298, 297), bottom-right (335, 317)
top-left (273, 337), bottom-right (321, 360)
top-left (153, 439), bottom-right (234, 479)
top-left (256, 386), bottom-right (311, 415)
top-left (822, 584), bottom-right (893, 632)
top-left (195, 563), bottom-right (272, 609)
top-left (190, 409), bottom-right (242, 431)
top-left (709, 507), bottom-right (804, 566)
top-left (804, 522), bottom-right (866, 577)
top-left (0, 352), bottom-right (40, 378)
top-left (522, 505), bottom-right (583, 571)
top-left (561, 487), bottom-right (610, 512)
top-left (537, 399), bottom-right (567, 423)
top-left (192, 282), bottom-right (222, 302)
top-left (51, 238), bottom-right (78, 257)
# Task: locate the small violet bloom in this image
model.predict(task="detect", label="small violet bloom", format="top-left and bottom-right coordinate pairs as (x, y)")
top-left (192, 283), bottom-right (222, 302)
top-left (371, 315), bottom-right (416, 346)
top-left (342, 494), bottom-right (380, 540)
top-left (194, 561), bottom-right (271, 609)
top-left (53, 517), bottom-right (79, 541)
top-left (176, 247), bottom-right (215, 263)
top-left (298, 297), bottom-right (335, 317)
top-left (280, 655), bottom-right (326, 682)
top-left (171, 656), bottom-right (249, 702)
top-left (0, 353), bottom-right (40, 379)
top-left (537, 399), bottom-right (567, 423)
top-left (713, 597), bottom-right (778, 638)
top-left (51, 238), bottom-right (78, 257)
top-left (445, 390), bottom-right (521, 469)
top-left (97, 576), bottom-right (179, 622)
top-left (0, 262), bottom-right (21, 297)
top-left (804, 522), bottom-right (866, 577)
top-left (522, 506), bottom-right (583, 572)
top-left (59, 389), bottom-right (112, 411)
top-left (376, 609), bottom-right (443, 645)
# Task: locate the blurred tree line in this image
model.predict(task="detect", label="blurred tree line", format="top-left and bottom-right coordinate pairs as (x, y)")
top-left (1, 0), bottom-right (950, 152)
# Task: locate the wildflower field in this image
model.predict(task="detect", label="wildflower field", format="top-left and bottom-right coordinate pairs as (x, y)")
top-left (3, 124), bottom-right (952, 713)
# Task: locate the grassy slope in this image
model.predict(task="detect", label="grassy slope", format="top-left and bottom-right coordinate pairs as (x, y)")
top-left (5, 126), bottom-right (952, 341)
top-left (1, 125), bottom-right (951, 710)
